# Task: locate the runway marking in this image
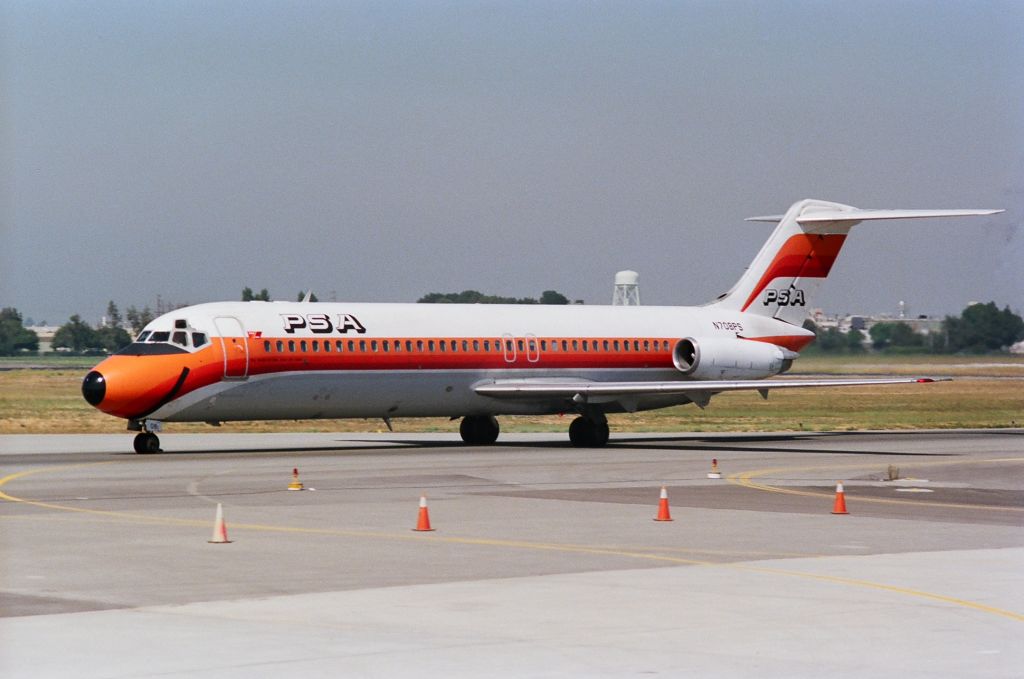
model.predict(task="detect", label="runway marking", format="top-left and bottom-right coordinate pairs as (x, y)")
top-left (727, 457), bottom-right (1024, 512)
top-left (2, 462), bottom-right (1022, 624)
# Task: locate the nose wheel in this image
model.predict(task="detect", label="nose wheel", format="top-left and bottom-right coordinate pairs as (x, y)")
top-left (133, 432), bottom-right (161, 454)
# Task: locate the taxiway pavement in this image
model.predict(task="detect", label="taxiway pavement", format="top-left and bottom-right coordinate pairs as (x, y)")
top-left (1, 430), bottom-right (1022, 677)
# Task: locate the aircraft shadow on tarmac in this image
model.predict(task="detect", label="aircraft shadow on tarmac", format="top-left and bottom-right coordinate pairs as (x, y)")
top-left (86, 429), bottom-right (996, 458)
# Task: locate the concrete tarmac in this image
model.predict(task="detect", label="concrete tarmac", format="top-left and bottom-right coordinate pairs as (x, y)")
top-left (1, 429), bottom-right (1022, 677)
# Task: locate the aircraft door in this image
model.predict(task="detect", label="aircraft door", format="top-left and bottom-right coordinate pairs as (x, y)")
top-left (214, 317), bottom-right (249, 379)
top-left (501, 333), bottom-right (516, 363)
top-left (525, 333), bottom-right (540, 363)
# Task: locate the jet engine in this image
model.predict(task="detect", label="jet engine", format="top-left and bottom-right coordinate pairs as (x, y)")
top-left (672, 337), bottom-right (791, 380)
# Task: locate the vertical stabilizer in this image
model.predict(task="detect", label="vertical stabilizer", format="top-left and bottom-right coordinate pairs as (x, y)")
top-left (709, 200), bottom-right (1002, 326)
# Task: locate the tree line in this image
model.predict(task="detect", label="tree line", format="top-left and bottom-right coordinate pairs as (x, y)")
top-left (803, 302), bottom-right (1024, 354)
top-left (418, 290), bottom-right (571, 305)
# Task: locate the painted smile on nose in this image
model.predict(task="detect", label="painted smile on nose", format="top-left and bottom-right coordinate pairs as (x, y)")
top-left (82, 370), bottom-right (106, 406)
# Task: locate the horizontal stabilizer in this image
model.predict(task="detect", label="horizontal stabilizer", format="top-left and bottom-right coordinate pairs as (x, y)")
top-left (746, 208), bottom-right (1001, 224)
top-left (795, 208), bottom-right (1003, 223)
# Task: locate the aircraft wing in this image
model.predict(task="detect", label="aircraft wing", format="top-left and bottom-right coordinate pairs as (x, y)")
top-left (475, 377), bottom-right (947, 402)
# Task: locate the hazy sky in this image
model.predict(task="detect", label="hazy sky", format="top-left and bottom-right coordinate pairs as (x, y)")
top-left (2, 1), bottom-right (1021, 325)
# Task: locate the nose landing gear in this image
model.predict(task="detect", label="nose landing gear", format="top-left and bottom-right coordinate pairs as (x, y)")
top-left (133, 432), bottom-right (161, 454)
top-left (129, 420), bottom-right (163, 453)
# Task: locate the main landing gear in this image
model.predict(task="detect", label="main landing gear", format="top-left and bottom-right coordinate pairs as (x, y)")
top-left (459, 412), bottom-right (610, 447)
top-left (460, 415), bottom-right (500, 445)
top-left (133, 432), bottom-right (161, 454)
top-left (568, 413), bottom-right (609, 448)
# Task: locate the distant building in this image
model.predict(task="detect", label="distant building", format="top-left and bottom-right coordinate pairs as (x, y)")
top-left (807, 306), bottom-right (944, 337)
top-left (27, 326), bottom-right (59, 353)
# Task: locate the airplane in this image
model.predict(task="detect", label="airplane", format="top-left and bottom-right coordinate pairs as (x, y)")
top-left (81, 199), bottom-right (1002, 453)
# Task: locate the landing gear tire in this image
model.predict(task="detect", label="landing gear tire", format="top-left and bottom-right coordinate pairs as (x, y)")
top-left (459, 415), bottom-right (500, 445)
top-left (568, 416), bottom-right (610, 448)
top-left (133, 432), bottom-right (161, 454)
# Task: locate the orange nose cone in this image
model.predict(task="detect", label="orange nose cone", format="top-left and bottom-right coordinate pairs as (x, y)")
top-left (83, 355), bottom-right (190, 419)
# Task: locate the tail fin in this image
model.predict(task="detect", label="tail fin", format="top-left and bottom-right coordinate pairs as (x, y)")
top-left (709, 199), bottom-right (1002, 326)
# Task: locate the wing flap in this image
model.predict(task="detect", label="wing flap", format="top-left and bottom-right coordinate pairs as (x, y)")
top-left (475, 377), bottom-right (948, 399)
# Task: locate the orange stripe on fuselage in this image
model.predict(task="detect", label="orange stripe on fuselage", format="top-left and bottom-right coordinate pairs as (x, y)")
top-left (741, 233), bottom-right (846, 311)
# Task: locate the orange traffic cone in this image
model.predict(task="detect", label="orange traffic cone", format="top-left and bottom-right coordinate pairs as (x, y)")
top-left (413, 495), bottom-right (435, 532)
top-left (707, 458), bottom-right (722, 479)
top-left (287, 467), bottom-right (305, 491)
top-left (831, 481), bottom-right (849, 515)
top-left (653, 486), bottom-right (673, 522)
top-left (208, 503), bottom-right (232, 543)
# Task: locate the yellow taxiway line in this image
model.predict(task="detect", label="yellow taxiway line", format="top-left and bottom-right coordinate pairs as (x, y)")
top-left (2, 461), bottom-right (1022, 623)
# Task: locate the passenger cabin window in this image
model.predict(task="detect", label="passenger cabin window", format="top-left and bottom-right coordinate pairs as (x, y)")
top-left (264, 340), bottom-right (271, 352)
top-left (277, 340), bottom-right (284, 352)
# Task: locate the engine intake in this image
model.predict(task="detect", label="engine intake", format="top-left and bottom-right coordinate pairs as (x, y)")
top-left (672, 337), bottom-right (788, 380)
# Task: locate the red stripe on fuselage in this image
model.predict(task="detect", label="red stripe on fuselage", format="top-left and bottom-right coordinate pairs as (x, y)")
top-left (741, 233), bottom-right (846, 311)
top-left (246, 336), bottom-right (677, 375)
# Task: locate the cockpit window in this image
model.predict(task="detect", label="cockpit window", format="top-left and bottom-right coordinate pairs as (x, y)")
top-left (150, 331), bottom-right (170, 342)
top-left (137, 331), bottom-right (151, 342)
top-left (172, 331), bottom-right (188, 347)
top-left (192, 332), bottom-right (208, 347)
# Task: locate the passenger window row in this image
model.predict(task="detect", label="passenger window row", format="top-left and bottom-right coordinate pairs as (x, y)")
top-left (258, 338), bottom-right (672, 355)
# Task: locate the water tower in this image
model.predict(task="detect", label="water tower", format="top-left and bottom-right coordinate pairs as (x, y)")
top-left (612, 270), bottom-right (641, 306)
